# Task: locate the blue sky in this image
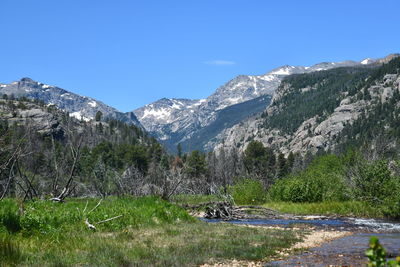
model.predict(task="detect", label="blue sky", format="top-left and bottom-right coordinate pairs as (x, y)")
top-left (1, 0), bottom-right (399, 111)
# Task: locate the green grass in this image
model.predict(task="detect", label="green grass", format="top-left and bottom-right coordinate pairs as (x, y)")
top-left (0, 197), bottom-right (300, 266)
top-left (263, 201), bottom-right (384, 218)
top-left (9, 222), bottom-right (299, 266)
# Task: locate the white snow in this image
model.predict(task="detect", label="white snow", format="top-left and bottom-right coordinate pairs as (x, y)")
top-left (361, 58), bottom-right (373, 65)
top-left (269, 67), bottom-right (293, 75)
top-left (171, 103), bottom-right (182, 109)
top-left (142, 108), bottom-right (172, 121)
top-left (0, 84), bottom-right (7, 87)
top-left (25, 88), bottom-right (32, 92)
top-left (217, 96), bottom-right (242, 110)
top-left (88, 100), bottom-right (97, 107)
top-left (188, 99), bottom-right (206, 108)
top-left (70, 111), bottom-right (91, 122)
top-left (258, 75), bottom-right (276, 82)
top-left (61, 93), bottom-right (73, 100)
top-left (42, 84), bottom-right (52, 89)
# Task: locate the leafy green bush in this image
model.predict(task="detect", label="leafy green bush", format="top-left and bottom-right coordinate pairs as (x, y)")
top-left (228, 178), bottom-right (266, 205)
top-left (349, 159), bottom-right (400, 218)
top-left (268, 154), bottom-right (349, 203)
top-left (366, 236), bottom-right (400, 267)
top-left (351, 160), bottom-right (394, 200)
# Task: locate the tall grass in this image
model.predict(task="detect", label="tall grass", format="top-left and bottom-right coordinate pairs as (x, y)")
top-left (0, 197), bottom-right (300, 266)
top-left (0, 196), bottom-right (195, 236)
top-left (0, 236), bottom-right (23, 266)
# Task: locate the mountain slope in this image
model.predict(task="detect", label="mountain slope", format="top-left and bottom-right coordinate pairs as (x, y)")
top-left (0, 78), bottom-right (142, 126)
top-left (214, 55), bottom-right (400, 155)
top-left (134, 57), bottom-right (386, 152)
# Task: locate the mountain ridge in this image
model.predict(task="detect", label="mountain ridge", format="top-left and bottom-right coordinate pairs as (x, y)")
top-left (134, 55), bottom-right (397, 152)
top-left (0, 77), bottom-right (142, 127)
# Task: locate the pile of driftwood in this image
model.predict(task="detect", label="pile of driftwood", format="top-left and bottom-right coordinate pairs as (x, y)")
top-left (182, 201), bottom-right (282, 220)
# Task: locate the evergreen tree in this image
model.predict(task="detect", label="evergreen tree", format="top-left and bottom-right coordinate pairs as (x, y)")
top-left (95, 111), bottom-right (103, 122)
top-left (276, 153), bottom-right (287, 178)
top-left (177, 143), bottom-right (182, 158)
top-left (185, 150), bottom-right (207, 178)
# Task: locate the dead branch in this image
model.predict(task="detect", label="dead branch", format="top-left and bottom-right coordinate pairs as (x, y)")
top-left (85, 218), bottom-right (96, 230)
top-left (95, 215), bottom-right (123, 224)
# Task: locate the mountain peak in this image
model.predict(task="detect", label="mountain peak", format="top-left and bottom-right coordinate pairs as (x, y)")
top-left (20, 77), bottom-right (35, 82)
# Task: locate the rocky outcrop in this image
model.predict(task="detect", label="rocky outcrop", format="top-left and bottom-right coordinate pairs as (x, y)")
top-left (0, 99), bottom-right (65, 137)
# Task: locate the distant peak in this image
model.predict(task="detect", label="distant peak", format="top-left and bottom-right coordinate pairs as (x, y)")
top-left (384, 53), bottom-right (400, 61)
top-left (360, 58), bottom-right (373, 65)
top-left (268, 65), bottom-right (296, 75)
top-left (20, 77), bottom-right (34, 82)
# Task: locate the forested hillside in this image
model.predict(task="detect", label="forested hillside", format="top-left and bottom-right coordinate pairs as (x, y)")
top-left (215, 56), bottom-right (400, 156)
top-left (0, 96), bottom-right (167, 200)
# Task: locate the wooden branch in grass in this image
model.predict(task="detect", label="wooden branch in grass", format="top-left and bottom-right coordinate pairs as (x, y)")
top-left (81, 198), bottom-right (123, 230)
top-left (88, 199), bottom-right (102, 214)
top-left (83, 200), bottom-right (89, 213)
top-left (84, 215), bottom-right (124, 230)
top-left (85, 218), bottom-right (96, 230)
top-left (95, 215), bottom-right (124, 224)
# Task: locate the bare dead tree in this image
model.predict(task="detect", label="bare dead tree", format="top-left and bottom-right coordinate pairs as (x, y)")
top-left (51, 120), bottom-right (84, 202)
top-left (113, 166), bottom-right (145, 196)
top-left (161, 168), bottom-right (185, 200)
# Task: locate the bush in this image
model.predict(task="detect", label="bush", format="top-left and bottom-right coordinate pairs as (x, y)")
top-left (351, 160), bottom-right (394, 200)
top-left (268, 154), bottom-right (349, 203)
top-left (349, 159), bottom-right (400, 218)
top-left (228, 178), bottom-right (266, 205)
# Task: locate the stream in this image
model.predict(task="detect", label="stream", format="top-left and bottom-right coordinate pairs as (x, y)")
top-left (201, 216), bottom-right (400, 266)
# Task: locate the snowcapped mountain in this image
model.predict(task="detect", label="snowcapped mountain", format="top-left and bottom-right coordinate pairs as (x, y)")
top-left (134, 98), bottom-right (206, 133)
top-left (134, 57), bottom-right (376, 152)
top-left (0, 77), bottom-right (142, 126)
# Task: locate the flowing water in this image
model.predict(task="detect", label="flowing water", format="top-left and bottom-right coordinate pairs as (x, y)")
top-left (268, 233), bottom-right (400, 266)
top-left (201, 216), bottom-right (400, 232)
top-left (201, 217), bottom-right (400, 266)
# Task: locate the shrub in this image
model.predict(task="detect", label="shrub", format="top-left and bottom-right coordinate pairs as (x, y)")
top-left (228, 178), bottom-right (266, 205)
top-left (350, 160), bottom-right (393, 201)
top-left (268, 154), bottom-right (349, 203)
top-left (348, 159), bottom-right (400, 218)
top-left (366, 236), bottom-right (400, 267)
